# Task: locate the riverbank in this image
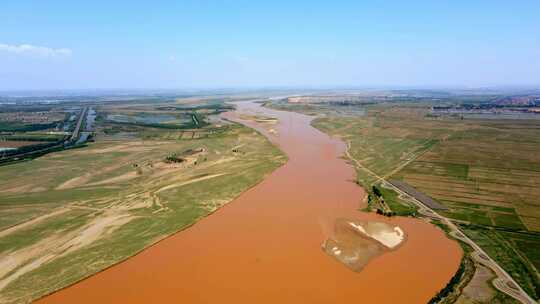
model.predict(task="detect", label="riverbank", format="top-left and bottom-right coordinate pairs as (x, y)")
top-left (0, 107), bottom-right (285, 303)
top-left (36, 100), bottom-right (461, 304)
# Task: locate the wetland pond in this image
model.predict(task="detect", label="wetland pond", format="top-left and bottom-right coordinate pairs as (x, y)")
top-left (39, 101), bottom-right (461, 304)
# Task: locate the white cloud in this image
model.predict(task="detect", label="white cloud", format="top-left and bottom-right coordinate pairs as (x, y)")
top-left (0, 43), bottom-right (72, 57)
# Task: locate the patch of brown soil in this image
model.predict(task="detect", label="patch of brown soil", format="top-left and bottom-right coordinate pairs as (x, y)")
top-left (86, 171), bottom-right (139, 186)
top-left (0, 184), bottom-right (33, 194)
top-left (0, 141), bottom-right (37, 148)
top-left (460, 264), bottom-right (496, 302)
top-left (322, 219), bottom-right (406, 272)
top-left (155, 173), bottom-right (227, 194)
top-left (322, 220), bottom-right (386, 272)
top-left (55, 173), bottom-right (93, 190)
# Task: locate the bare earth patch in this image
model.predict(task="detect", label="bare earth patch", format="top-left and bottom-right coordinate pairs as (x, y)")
top-left (459, 264), bottom-right (496, 302)
top-left (322, 219), bottom-right (406, 272)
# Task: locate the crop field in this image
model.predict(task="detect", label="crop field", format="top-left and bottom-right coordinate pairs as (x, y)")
top-left (0, 101), bottom-right (286, 303)
top-left (395, 120), bottom-right (540, 232)
top-left (313, 107), bottom-right (452, 184)
top-left (390, 119), bottom-right (540, 299)
top-left (312, 107), bottom-right (447, 214)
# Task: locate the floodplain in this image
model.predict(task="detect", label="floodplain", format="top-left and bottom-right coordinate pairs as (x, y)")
top-left (0, 98), bottom-right (285, 303)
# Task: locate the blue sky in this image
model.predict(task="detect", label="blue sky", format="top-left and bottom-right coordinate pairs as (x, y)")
top-left (1, 1), bottom-right (539, 90)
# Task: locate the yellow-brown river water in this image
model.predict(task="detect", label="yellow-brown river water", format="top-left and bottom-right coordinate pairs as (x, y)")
top-left (39, 101), bottom-right (461, 303)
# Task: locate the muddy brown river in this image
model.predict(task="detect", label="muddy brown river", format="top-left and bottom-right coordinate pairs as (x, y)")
top-left (38, 101), bottom-right (461, 303)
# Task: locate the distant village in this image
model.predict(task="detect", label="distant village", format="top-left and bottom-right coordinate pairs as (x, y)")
top-left (432, 95), bottom-right (540, 115)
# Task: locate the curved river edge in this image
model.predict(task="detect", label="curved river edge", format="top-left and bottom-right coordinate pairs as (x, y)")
top-left (37, 101), bottom-right (462, 304)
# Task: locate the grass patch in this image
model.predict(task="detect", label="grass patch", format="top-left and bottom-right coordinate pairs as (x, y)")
top-left (378, 184), bottom-right (418, 216)
top-left (445, 163), bottom-right (469, 180)
top-left (492, 213), bottom-right (527, 230)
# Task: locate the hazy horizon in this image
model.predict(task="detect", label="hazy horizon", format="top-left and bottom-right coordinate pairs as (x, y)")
top-left (1, 1), bottom-right (539, 90)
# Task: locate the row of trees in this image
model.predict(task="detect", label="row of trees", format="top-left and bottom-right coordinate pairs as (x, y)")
top-left (376, 209), bottom-right (396, 217)
top-left (165, 153), bottom-right (185, 163)
top-left (0, 135), bottom-right (61, 142)
top-left (0, 122), bottom-right (59, 132)
top-left (0, 140), bottom-right (64, 158)
top-left (372, 185), bottom-right (395, 216)
top-left (372, 185), bottom-right (383, 197)
top-left (428, 261), bottom-right (465, 303)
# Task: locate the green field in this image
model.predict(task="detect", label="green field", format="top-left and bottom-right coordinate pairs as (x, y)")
top-left (377, 184), bottom-right (418, 216)
top-left (312, 107), bottom-right (441, 215)
top-left (0, 101), bottom-right (286, 303)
